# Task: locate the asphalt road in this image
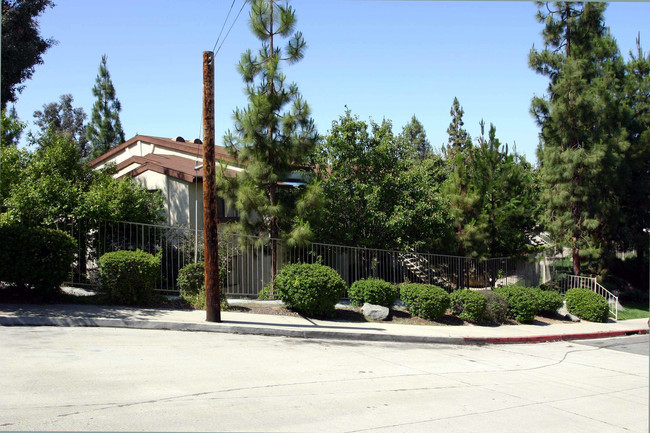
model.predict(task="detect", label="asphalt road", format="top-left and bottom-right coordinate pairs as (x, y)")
top-left (574, 334), bottom-right (649, 356)
top-left (1, 327), bottom-right (647, 432)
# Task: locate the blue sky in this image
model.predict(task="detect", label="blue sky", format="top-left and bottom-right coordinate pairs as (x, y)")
top-left (11, 0), bottom-right (650, 164)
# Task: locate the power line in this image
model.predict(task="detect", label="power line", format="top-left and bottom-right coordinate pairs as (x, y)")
top-left (214, 0), bottom-right (248, 56)
top-left (212, 0), bottom-right (237, 53)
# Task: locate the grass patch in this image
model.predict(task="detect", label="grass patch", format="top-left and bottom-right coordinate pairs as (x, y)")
top-left (616, 302), bottom-right (649, 320)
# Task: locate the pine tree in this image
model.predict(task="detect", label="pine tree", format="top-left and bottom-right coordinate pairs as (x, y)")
top-left (400, 115), bottom-right (430, 159)
top-left (444, 97), bottom-right (471, 161)
top-left (86, 54), bottom-right (125, 159)
top-left (529, 2), bottom-right (624, 275)
top-left (218, 0), bottom-right (319, 282)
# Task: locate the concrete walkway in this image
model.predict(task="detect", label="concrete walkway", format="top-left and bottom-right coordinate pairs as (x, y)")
top-left (0, 302), bottom-right (647, 344)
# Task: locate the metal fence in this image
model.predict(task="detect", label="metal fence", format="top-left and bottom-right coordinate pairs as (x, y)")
top-left (551, 274), bottom-right (619, 320)
top-left (57, 220), bottom-right (543, 297)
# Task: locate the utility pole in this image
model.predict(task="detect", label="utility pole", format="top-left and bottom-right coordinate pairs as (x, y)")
top-left (202, 51), bottom-right (220, 322)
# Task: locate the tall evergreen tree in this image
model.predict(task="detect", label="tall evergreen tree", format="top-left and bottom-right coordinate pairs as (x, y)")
top-left (33, 94), bottom-right (89, 159)
top-left (529, 1), bottom-right (624, 275)
top-left (86, 55), bottom-right (125, 159)
top-left (1, 0), bottom-right (55, 108)
top-left (444, 97), bottom-right (471, 161)
top-left (218, 0), bottom-right (319, 282)
top-left (400, 115), bottom-right (430, 159)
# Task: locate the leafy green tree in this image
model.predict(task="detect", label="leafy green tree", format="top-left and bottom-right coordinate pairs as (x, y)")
top-left (307, 111), bottom-right (454, 253)
top-left (33, 94), bottom-right (89, 159)
top-left (529, 1), bottom-right (626, 275)
top-left (444, 97), bottom-right (471, 161)
top-left (218, 0), bottom-right (319, 281)
top-left (86, 54), bottom-right (125, 159)
top-left (1, 0), bottom-right (55, 108)
top-left (1, 107), bottom-right (25, 147)
top-left (1, 129), bottom-right (164, 226)
top-left (400, 115), bottom-right (430, 159)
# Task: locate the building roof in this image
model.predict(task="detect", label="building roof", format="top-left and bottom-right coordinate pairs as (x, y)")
top-left (87, 135), bottom-right (240, 182)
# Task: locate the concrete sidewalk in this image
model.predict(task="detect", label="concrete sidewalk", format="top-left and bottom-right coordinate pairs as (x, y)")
top-left (0, 302), bottom-right (647, 344)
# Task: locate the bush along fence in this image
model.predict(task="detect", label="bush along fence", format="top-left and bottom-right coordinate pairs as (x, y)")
top-left (550, 274), bottom-right (619, 320)
top-left (55, 219), bottom-right (563, 298)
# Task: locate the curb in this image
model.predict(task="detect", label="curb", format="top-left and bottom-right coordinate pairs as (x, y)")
top-left (1, 315), bottom-right (647, 345)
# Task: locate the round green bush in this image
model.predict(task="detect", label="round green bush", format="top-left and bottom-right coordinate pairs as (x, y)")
top-left (400, 283), bottom-right (450, 321)
top-left (98, 249), bottom-right (159, 305)
top-left (450, 289), bottom-right (487, 323)
top-left (348, 278), bottom-right (398, 308)
top-left (177, 261), bottom-right (228, 310)
top-left (0, 224), bottom-right (75, 292)
top-left (535, 289), bottom-right (564, 316)
top-left (274, 262), bottom-right (346, 317)
top-left (483, 291), bottom-right (509, 324)
top-left (565, 288), bottom-right (609, 322)
top-left (494, 285), bottom-right (540, 323)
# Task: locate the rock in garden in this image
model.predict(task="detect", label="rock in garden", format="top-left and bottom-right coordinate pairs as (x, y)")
top-left (362, 303), bottom-right (389, 321)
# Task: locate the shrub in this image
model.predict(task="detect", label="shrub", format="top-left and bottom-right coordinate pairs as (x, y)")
top-left (494, 285), bottom-right (540, 323)
top-left (98, 250), bottom-right (159, 305)
top-left (450, 289), bottom-right (487, 323)
top-left (274, 262), bottom-right (346, 317)
top-left (565, 288), bottom-right (609, 322)
top-left (176, 261), bottom-right (228, 310)
top-left (0, 224), bottom-right (75, 292)
top-left (535, 289), bottom-right (564, 316)
top-left (483, 291), bottom-right (509, 324)
top-left (400, 283), bottom-right (450, 321)
top-left (348, 278), bottom-right (398, 308)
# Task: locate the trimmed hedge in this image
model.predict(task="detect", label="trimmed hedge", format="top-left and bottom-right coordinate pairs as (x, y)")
top-left (494, 285), bottom-right (540, 323)
top-left (483, 291), bottom-right (509, 324)
top-left (274, 262), bottom-right (346, 317)
top-left (176, 261), bottom-right (228, 310)
top-left (348, 278), bottom-right (398, 308)
top-left (0, 224), bottom-right (75, 292)
top-left (98, 250), bottom-right (159, 305)
top-left (565, 288), bottom-right (609, 322)
top-left (450, 289), bottom-right (487, 323)
top-left (400, 283), bottom-right (450, 321)
top-left (536, 289), bottom-right (564, 316)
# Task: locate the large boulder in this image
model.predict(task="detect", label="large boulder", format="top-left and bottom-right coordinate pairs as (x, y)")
top-left (362, 303), bottom-right (390, 321)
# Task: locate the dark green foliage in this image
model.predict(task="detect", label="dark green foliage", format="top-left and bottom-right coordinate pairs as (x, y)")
top-left (565, 288), bottom-right (609, 322)
top-left (0, 224), bottom-right (75, 292)
top-left (401, 115), bottom-right (430, 159)
top-left (494, 285), bottom-right (540, 323)
top-left (33, 94), bottom-right (89, 160)
top-left (0, 137), bottom-right (30, 206)
top-left (348, 278), bottom-right (398, 308)
top-left (1, 108), bottom-right (25, 147)
top-left (176, 261), bottom-right (228, 310)
top-left (86, 54), bottom-right (125, 159)
top-left (483, 290), bottom-right (509, 324)
top-left (400, 283), bottom-right (450, 321)
top-left (273, 262), bottom-right (346, 317)
top-left (1, 0), bottom-right (56, 108)
top-left (444, 97), bottom-right (472, 161)
top-left (535, 289), bottom-right (564, 316)
top-left (444, 119), bottom-right (539, 258)
top-left (450, 289), bottom-right (487, 323)
top-left (308, 111), bottom-right (454, 253)
top-left (98, 250), bottom-right (159, 305)
top-left (0, 130), bottom-right (164, 226)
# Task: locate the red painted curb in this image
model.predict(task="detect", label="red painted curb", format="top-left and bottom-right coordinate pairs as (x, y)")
top-left (465, 328), bottom-right (648, 344)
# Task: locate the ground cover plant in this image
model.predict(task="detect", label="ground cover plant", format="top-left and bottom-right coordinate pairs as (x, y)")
top-left (348, 278), bottom-right (398, 308)
top-left (273, 262), bottom-right (346, 317)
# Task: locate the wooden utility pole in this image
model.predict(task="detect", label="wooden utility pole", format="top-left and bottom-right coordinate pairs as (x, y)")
top-left (202, 51), bottom-right (220, 322)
